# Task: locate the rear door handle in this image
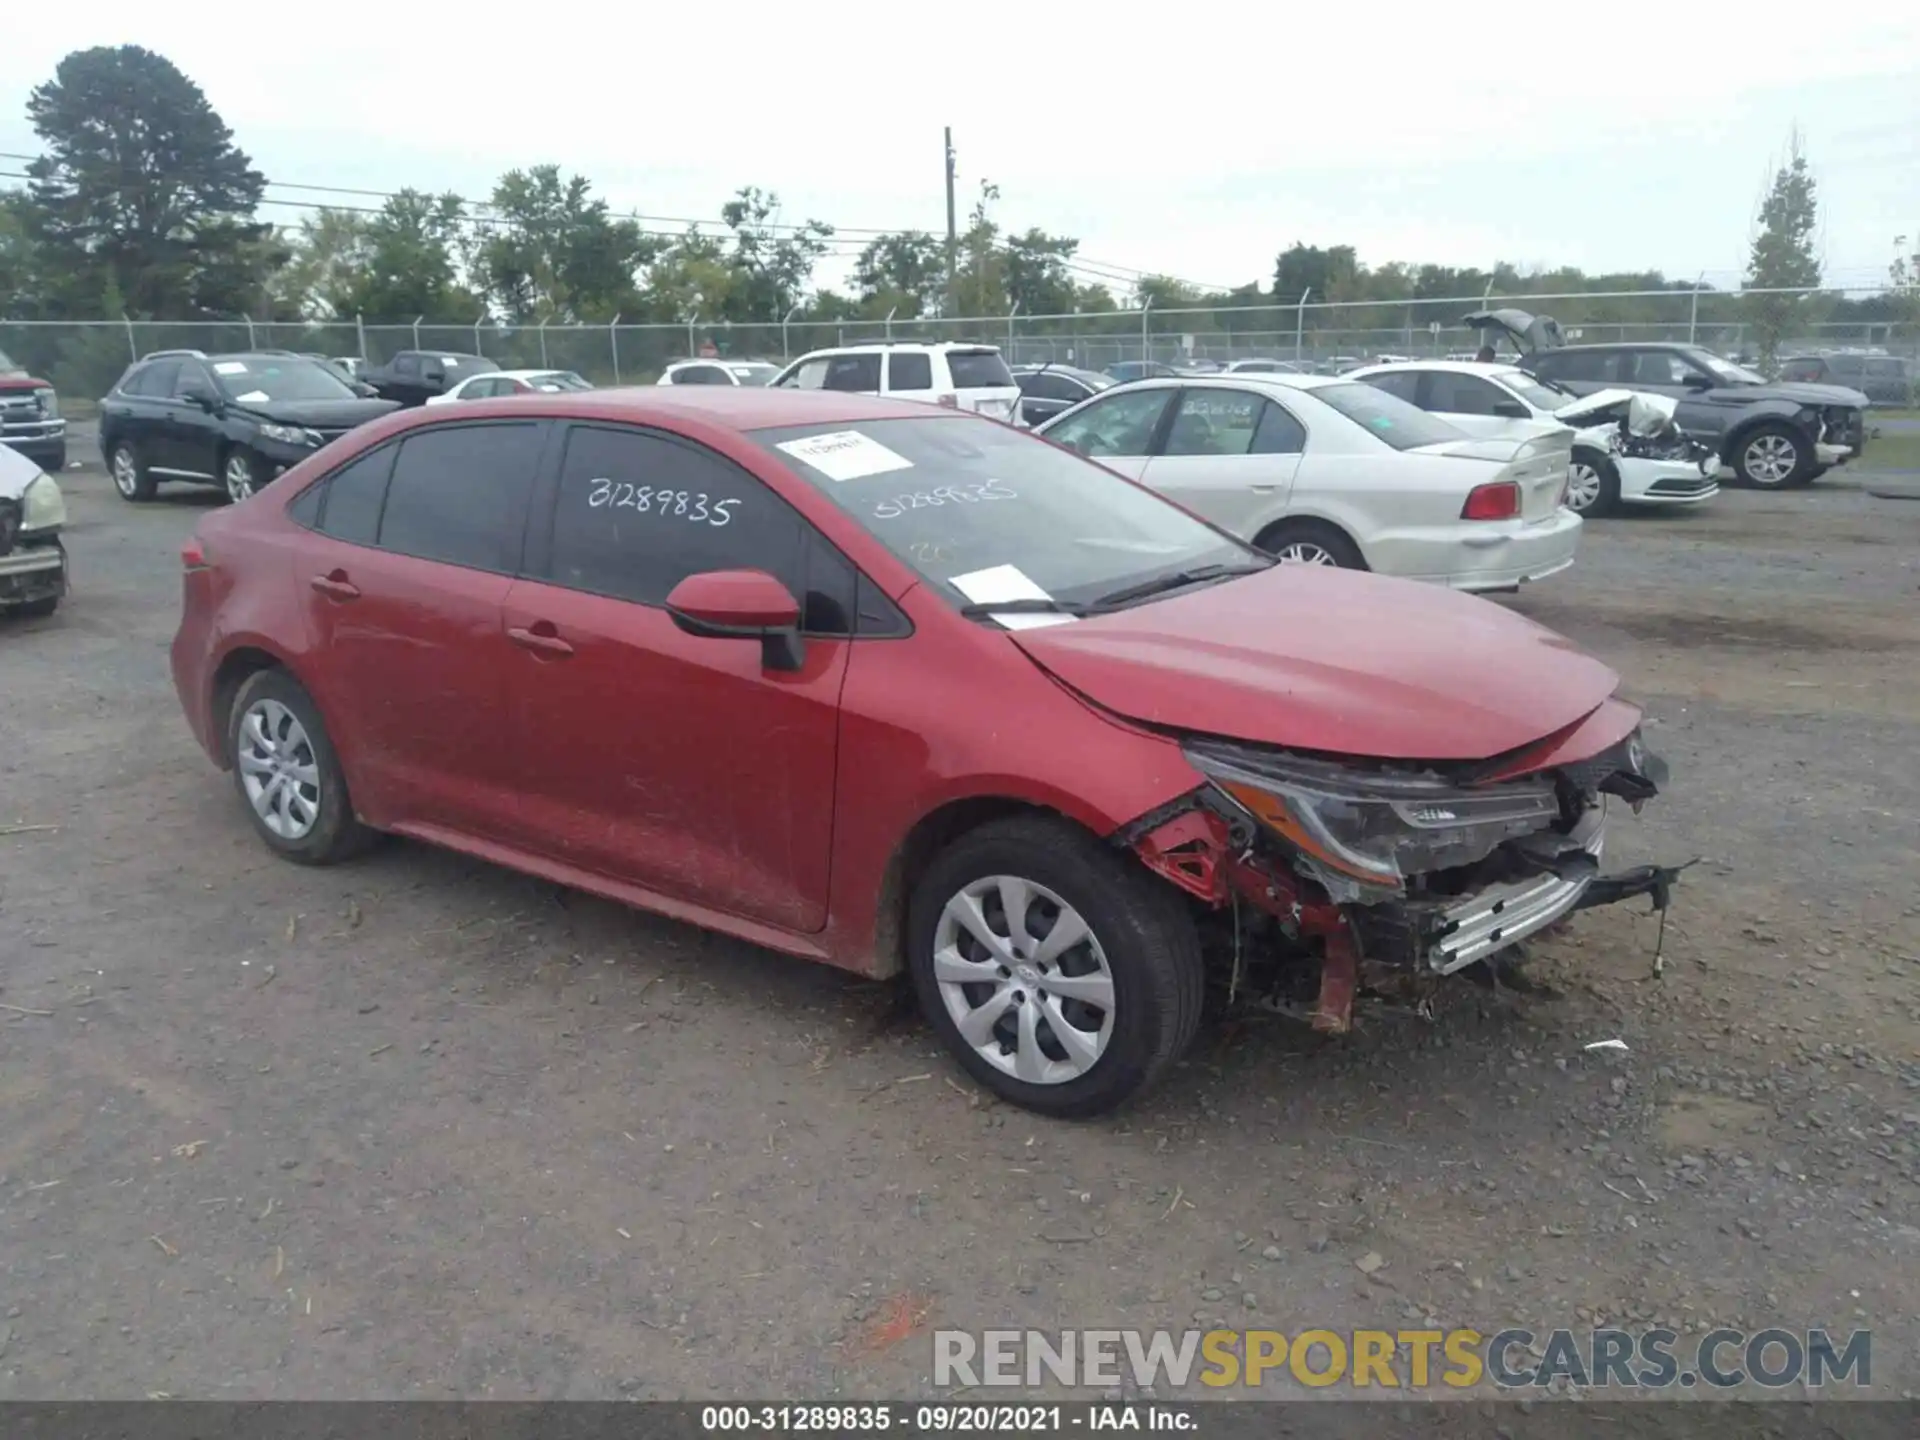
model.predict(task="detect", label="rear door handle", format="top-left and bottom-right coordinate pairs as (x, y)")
top-left (310, 572), bottom-right (360, 601)
top-left (507, 624), bottom-right (575, 658)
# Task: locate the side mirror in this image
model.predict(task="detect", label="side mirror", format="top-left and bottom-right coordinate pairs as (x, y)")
top-left (1682, 372), bottom-right (1714, 390)
top-left (1491, 400), bottom-right (1531, 420)
top-left (180, 384), bottom-right (219, 411)
top-left (665, 569), bottom-right (804, 672)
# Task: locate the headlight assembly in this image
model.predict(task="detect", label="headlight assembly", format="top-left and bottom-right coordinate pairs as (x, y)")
top-left (1183, 741), bottom-right (1559, 887)
top-left (35, 387), bottom-right (58, 417)
top-left (20, 472), bottom-right (66, 533)
top-left (256, 422), bottom-right (315, 446)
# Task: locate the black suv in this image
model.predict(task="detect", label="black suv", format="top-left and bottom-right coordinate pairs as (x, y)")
top-left (1780, 352), bottom-right (1913, 408)
top-left (1466, 309), bottom-right (1871, 489)
top-left (100, 351), bottom-right (400, 504)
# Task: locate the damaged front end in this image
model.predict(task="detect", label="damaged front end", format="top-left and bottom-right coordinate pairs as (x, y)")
top-left (1121, 727), bottom-right (1683, 1033)
top-left (1559, 390), bottom-right (1719, 474)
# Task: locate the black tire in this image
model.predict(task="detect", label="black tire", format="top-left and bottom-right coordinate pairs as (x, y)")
top-left (225, 668), bottom-right (376, 865)
top-left (1567, 448), bottom-right (1621, 517)
top-left (46, 443), bottom-right (67, 473)
top-left (108, 438), bottom-right (157, 502)
top-left (222, 446), bottom-right (263, 504)
top-left (907, 815), bottom-right (1204, 1118)
top-left (1731, 422), bottom-right (1813, 489)
top-left (7, 595), bottom-right (59, 620)
top-left (1254, 518), bottom-right (1367, 570)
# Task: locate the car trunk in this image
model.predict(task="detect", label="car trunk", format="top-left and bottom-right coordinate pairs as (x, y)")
top-left (1413, 432), bottom-right (1572, 521)
top-left (946, 348), bottom-right (1020, 422)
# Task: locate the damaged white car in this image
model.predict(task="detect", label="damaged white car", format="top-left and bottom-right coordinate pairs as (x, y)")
top-left (1348, 359), bottom-right (1720, 517)
top-left (0, 440), bottom-right (69, 619)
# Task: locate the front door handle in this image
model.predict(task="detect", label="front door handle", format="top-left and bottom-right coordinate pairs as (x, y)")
top-left (310, 571), bottom-right (360, 601)
top-left (507, 624), bottom-right (574, 658)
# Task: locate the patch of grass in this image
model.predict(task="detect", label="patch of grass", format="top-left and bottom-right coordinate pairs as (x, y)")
top-left (1861, 430), bottom-right (1920, 472)
top-left (1868, 406), bottom-right (1918, 421)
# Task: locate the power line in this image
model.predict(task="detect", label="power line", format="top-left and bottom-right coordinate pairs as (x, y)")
top-left (0, 150), bottom-right (1193, 291)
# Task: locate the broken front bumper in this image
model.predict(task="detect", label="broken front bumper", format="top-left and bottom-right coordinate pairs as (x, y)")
top-left (1425, 808), bottom-right (1606, 974)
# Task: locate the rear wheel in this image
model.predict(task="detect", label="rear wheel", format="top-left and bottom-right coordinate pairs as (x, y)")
top-left (907, 816), bottom-right (1204, 1118)
top-left (1254, 518), bottom-right (1366, 570)
top-left (226, 669), bottom-right (376, 865)
top-left (109, 440), bottom-right (156, 502)
top-left (1733, 423), bottom-right (1812, 489)
top-left (1566, 449), bottom-right (1620, 516)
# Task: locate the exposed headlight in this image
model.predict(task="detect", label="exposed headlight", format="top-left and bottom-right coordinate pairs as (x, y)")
top-left (21, 472), bottom-right (67, 532)
top-left (34, 387), bottom-right (58, 417)
top-left (1183, 742), bottom-right (1559, 887)
top-left (257, 422), bottom-right (315, 446)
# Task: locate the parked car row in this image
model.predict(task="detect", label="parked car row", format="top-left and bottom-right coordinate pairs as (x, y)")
top-left (167, 383), bottom-right (1680, 1117)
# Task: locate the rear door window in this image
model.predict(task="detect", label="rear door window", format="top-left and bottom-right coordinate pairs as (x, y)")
top-left (1423, 372), bottom-right (1510, 415)
top-left (376, 422), bottom-right (544, 572)
top-left (128, 359), bottom-right (182, 397)
top-left (886, 352), bottom-right (933, 391)
top-left (1536, 349), bottom-right (1618, 383)
top-left (307, 445), bottom-right (398, 545)
top-left (1359, 370), bottom-right (1421, 404)
top-left (947, 350), bottom-right (1015, 389)
top-left (1250, 400), bottom-right (1307, 455)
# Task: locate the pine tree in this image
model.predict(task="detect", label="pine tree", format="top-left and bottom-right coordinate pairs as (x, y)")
top-left (1742, 131), bottom-right (1821, 369)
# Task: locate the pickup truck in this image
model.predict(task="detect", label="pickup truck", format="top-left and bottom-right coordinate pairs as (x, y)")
top-left (0, 348), bottom-right (66, 472)
top-left (357, 350), bottom-right (499, 408)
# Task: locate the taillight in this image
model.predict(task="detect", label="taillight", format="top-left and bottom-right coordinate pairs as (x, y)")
top-left (181, 537), bottom-right (210, 571)
top-left (1461, 481), bottom-right (1520, 521)
top-left (936, 393), bottom-right (958, 408)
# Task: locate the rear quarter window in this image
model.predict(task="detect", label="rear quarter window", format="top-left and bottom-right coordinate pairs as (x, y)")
top-left (947, 350), bottom-right (1015, 389)
top-left (1310, 382), bottom-right (1465, 451)
top-left (887, 352), bottom-right (933, 391)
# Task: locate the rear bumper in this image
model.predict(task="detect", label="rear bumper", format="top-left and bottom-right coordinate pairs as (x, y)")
top-left (1380, 507), bottom-right (1584, 593)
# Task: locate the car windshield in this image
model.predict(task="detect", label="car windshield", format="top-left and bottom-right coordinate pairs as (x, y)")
top-left (1686, 350), bottom-right (1766, 386)
top-left (729, 364), bottom-right (779, 385)
top-left (754, 416), bottom-right (1256, 619)
top-left (210, 356), bottom-right (358, 403)
top-left (1498, 371), bottom-right (1574, 410)
top-left (1309, 381), bottom-right (1466, 451)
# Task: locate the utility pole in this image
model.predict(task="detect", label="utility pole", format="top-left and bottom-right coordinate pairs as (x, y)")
top-left (944, 127), bottom-right (957, 316)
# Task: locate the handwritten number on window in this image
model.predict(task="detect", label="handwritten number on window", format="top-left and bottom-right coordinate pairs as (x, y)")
top-left (585, 478), bottom-right (738, 527)
top-left (871, 481), bottom-right (1017, 521)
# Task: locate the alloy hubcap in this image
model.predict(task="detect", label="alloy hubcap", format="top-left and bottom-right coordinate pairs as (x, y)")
top-left (932, 874), bottom-right (1114, 1085)
top-left (226, 455), bottom-right (257, 502)
top-left (237, 699), bottom-right (321, 840)
top-left (1566, 462), bottom-right (1602, 512)
top-left (1744, 434), bottom-right (1796, 485)
top-left (112, 449), bottom-right (137, 496)
top-left (1275, 542), bottom-right (1337, 565)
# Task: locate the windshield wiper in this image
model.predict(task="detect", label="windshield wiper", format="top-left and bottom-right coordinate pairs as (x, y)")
top-left (1087, 560), bottom-right (1273, 612)
top-left (958, 598), bottom-right (1091, 621)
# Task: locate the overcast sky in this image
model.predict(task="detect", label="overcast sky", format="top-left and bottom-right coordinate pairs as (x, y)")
top-left (4, 5), bottom-right (1918, 302)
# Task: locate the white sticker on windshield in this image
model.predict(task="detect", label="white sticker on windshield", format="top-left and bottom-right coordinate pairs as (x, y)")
top-left (947, 564), bottom-right (1079, 629)
top-left (775, 430), bottom-right (914, 482)
top-left (235, 390), bottom-right (270, 403)
top-left (213, 361), bottom-right (249, 375)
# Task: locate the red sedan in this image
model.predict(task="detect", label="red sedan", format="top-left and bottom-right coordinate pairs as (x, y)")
top-left (171, 387), bottom-right (1677, 1117)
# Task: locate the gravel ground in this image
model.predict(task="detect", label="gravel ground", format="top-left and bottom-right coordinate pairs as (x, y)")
top-left (1, 447), bottom-right (1917, 1402)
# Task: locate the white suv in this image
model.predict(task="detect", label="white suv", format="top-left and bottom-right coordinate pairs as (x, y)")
top-left (769, 342), bottom-right (1022, 423)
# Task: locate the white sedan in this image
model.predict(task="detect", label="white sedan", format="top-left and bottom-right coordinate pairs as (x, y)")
top-left (1345, 360), bottom-right (1720, 517)
top-left (1035, 374), bottom-right (1581, 593)
top-left (657, 359), bottom-right (782, 386)
top-left (425, 369), bottom-right (592, 405)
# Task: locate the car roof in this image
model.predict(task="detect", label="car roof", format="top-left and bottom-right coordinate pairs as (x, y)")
top-left (1349, 359), bottom-right (1531, 380)
top-left (665, 358), bottom-right (776, 368)
top-left (1108, 372), bottom-right (1342, 394)
top-left (802, 341), bottom-right (1002, 354)
top-left (473, 368), bottom-right (581, 380)
top-left (387, 384), bottom-right (977, 431)
top-left (1012, 363), bottom-right (1107, 381)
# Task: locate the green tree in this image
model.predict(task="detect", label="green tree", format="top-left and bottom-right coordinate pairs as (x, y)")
top-left (1002, 227), bottom-right (1080, 316)
top-left (470, 166), bottom-right (661, 323)
top-left (0, 191), bottom-right (49, 318)
top-left (853, 230), bottom-right (945, 316)
top-left (714, 187), bottom-right (834, 323)
top-left (1272, 243), bottom-right (1361, 302)
top-left (24, 45), bottom-right (276, 317)
top-left (1742, 132), bottom-right (1822, 368)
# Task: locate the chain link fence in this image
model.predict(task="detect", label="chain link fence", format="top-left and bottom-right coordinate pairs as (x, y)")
top-left (5, 287), bottom-right (1913, 405)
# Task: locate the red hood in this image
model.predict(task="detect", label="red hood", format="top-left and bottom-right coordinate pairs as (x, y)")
top-left (1011, 566), bottom-right (1620, 762)
top-left (0, 376), bottom-right (51, 391)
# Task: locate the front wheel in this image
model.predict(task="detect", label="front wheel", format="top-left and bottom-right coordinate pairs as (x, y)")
top-left (1566, 449), bottom-right (1620, 516)
top-left (908, 816), bottom-right (1204, 1118)
top-left (223, 448), bottom-right (262, 504)
top-left (1733, 423), bottom-right (1812, 489)
top-left (1254, 518), bottom-right (1366, 569)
